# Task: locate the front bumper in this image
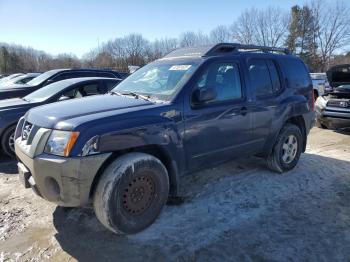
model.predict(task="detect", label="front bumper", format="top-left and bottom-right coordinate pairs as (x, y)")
top-left (316, 106), bottom-right (350, 129)
top-left (15, 140), bottom-right (111, 207)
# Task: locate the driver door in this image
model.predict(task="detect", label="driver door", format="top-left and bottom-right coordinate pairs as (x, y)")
top-left (183, 60), bottom-right (254, 170)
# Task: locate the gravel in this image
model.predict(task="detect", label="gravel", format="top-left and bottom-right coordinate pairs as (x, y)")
top-left (1, 127), bottom-right (350, 261)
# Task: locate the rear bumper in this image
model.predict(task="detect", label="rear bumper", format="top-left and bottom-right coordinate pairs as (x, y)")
top-left (15, 140), bottom-right (111, 207)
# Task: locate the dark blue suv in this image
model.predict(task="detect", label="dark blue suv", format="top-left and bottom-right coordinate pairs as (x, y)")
top-left (14, 44), bottom-right (315, 234)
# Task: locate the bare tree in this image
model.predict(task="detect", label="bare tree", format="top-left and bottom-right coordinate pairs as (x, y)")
top-left (179, 31), bottom-right (210, 47)
top-left (231, 8), bottom-right (258, 45)
top-left (310, 0), bottom-right (350, 70)
top-left (255, 7), bottom-right (289, 47)
top-left (150, 38), bottom-right (178, 59)
top-left (231, 7), bottom-right (289, 47)
top-left (210, 25), bottom-right (231, 43)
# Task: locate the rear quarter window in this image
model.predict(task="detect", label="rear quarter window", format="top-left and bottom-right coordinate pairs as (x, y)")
top-left (282, 59), bottom-right (311, 88)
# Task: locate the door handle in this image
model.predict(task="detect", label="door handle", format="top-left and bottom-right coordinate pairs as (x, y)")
top-left (240, 107), bottom-right (248, 116)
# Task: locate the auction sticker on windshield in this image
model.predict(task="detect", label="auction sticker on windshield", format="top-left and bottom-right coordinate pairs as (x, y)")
top-left (169, 65), bottom-right (192, 71)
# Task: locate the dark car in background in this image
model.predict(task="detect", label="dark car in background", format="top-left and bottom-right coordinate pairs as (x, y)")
top-left (14, 43), bottom-right (315, 234)
top-left (0, 73), bottom-right (41, 86)
top-left (0, 68), bottom-right (124, 100)
top-left (0, 77), bottom-right (120, 157)
top-left (0, 73), bottom-right (24, 85)
top-left (315, 64), bottom-right (350, 129)
top-left (0, 74), bottom-right (10, 79)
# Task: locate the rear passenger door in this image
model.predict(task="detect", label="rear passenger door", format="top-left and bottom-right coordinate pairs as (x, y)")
top-left (248, 58), bottom-right (283, 149)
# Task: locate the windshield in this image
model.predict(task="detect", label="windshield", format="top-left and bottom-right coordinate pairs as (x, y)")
top-left (24, 80), bottom-right (70, 102)
top-left (0, 74), bottom-right (22, 84)
top-left (26, 70), bottom-right (61, 86)
top-left (112, 60), bottom-right (200, 101)
top-left (310, 73), bottom-right (326, 80)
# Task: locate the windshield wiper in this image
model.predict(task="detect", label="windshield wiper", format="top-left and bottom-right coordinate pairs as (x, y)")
top-left (109, 91), bottom-right (123, 96)
top-left (120, 92), bottom-right (152, 101)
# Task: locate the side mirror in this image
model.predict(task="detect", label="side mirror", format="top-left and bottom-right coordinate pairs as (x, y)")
top-left (59, 96), bottom-right (71, 101)
top-left (44, 79), bottom-right (54, 86)
top-left (192, 87), bottom-right (217, 104)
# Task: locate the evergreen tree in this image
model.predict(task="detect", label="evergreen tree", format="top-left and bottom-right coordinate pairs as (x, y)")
top-left (286, 5), bottom-right (320, 71)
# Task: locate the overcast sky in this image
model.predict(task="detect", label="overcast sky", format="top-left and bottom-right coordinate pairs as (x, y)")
top-left (0, 0), bottom-right (306, 57)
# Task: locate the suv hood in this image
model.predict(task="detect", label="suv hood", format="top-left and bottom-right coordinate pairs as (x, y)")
top-left (327, 64), bottom-right (350, 87)
top-left (27, 94), bottom-right (155, 129)
top-left (0, 98), bottom-right (40, 112)
top-left (0, 83), bottom-right (30, 91)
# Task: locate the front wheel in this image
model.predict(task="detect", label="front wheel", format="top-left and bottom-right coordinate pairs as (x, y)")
top-left (93, 152), bottom-right (169, 234)
top-left (266, 123), bottom-right (303, 173)
top-left (1, 125), bottom-right (16, 158)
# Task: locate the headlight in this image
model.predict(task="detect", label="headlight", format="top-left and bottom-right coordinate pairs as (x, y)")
top-left (81, 135), bottom-right (100, 156)
top-left (44, 130), bottom-right (79, 157)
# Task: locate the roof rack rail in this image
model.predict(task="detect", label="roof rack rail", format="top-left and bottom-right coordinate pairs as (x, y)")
top-left (163, 43), bottom-right (291, 59)
top-left (205, 43), bottom-right (291, 56)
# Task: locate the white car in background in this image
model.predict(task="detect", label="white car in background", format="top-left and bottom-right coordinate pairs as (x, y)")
top-left (310, 73), bottom-right (332, 99)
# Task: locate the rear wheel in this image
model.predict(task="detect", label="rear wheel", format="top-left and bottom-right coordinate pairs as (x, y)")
top-left (1, 125), bottom-right (16, 158)
top-left (266, 123), bottom-right (303, 173)
top-left (93, 152), bottom-right (169, 234)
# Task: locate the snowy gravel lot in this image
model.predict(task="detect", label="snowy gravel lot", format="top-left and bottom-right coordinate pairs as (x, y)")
top-left (1, 127), bottom-right (350, 261)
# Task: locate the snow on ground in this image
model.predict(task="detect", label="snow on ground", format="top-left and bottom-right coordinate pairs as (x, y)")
top-left (1, 127), bottom-right (350, 261)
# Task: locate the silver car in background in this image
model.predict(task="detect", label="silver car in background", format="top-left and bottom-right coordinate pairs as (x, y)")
top-left (310, 73), bottom-right (332, 99)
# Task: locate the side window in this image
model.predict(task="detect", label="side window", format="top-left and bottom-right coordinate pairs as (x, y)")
top-left (106, 80), bottom-right (119, 91)
top-left (52, 72), bottom-right (74, 82)
top-left (282, 59), bottom-right (310, 88)
top-left (58, 88), bottom-right (83, 101)
top-left (77, 71), bottom-right (115, 78)
top-left (248, 59), bottom-right (273, 96)
top-left (80, 83), bottom-right (100, 96)
top-left (194, 62), bottom-right (242, 103)
top-left (266, 60), bottom-right (281, 93)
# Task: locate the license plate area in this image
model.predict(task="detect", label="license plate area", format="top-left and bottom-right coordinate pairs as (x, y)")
top-left (18, 162), bottom-right (31, 188)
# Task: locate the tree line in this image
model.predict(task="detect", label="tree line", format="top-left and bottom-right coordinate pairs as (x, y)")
top-left (1, 0), bottom-right (349, 74)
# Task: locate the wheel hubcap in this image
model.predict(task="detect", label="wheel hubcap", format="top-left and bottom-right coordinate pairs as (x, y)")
top-left (8, 132), bottom-right (15, 153)
top-left (123, 175), bottom-right (155, 215)
top-left (282, 135), bottom-right (298, 164)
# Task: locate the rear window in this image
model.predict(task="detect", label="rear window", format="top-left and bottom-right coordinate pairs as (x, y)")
top-left (282, 59), bottom-right (310, 88)
top-left (249, 59), bottom-right (273, 96)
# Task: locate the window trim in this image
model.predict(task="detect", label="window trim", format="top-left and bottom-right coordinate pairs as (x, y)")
top-left (190, 60), bottom-right (246, 109)
top-left (78, 81), bottom-right (101, 96)
top-left (247, 58), bottom-right (284, 99)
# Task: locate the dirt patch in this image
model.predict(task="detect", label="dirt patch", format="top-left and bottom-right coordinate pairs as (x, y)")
top-left (1, 128), bottom-right (350, 261)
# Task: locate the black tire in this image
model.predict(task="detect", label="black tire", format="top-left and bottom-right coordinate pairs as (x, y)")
top-left (93, 152), bottom-right (169, 234)
top-left (316, 120), bottom-right (327, 129)
top-left (266, 123), bottom-right (303, 173)
top-left (1, 125), bottom-right (16, 158)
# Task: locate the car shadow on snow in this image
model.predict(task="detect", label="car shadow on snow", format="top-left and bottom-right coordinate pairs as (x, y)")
top-left (0, 156), bottom-right (17, 174)
top-left (334, 127), bottom-right (350, 136)
top-left (52, 153), bottom-right (350, 261)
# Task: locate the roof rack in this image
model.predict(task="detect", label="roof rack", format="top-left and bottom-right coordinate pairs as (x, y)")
top-left (164, 43), bottom-right (291, 59)
top-left (206, 43), bottom-right (291, 56)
